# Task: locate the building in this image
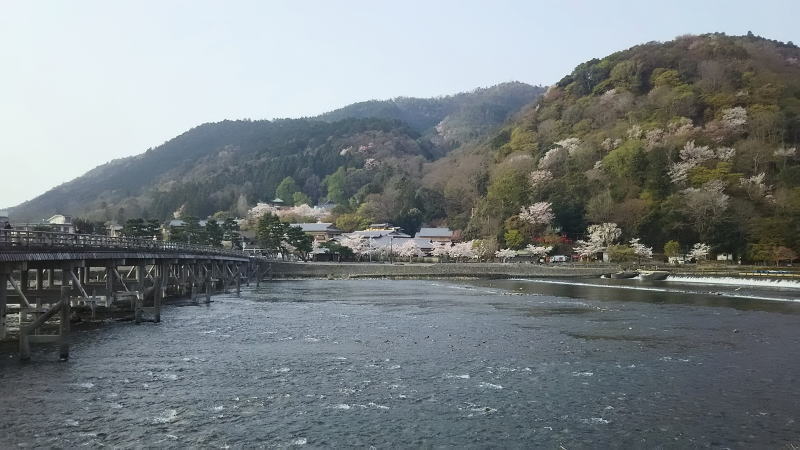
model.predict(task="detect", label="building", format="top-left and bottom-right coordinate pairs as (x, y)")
top-left (0, 211), bottom-right (9, 229)
top-left (290, 223), bottom-right (343, 242)
top-left (14, 214), bottom-right (76, 234)
top-left (106, 222), bottom-right (124, 237)
top-left (415, 227), bottom-right (453, 244)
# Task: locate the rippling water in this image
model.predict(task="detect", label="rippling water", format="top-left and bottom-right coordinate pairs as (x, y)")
top-left (1, 278), bottom-right (799, 448)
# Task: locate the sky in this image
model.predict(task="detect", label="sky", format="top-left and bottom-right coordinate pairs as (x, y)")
top-left (1, 0), bottom-right (798, 209)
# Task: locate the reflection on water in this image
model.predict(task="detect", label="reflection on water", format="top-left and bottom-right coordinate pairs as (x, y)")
top-left (0, 278), bottom-right (799, 448)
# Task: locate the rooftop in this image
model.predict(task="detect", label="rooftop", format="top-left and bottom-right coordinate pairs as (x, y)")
top-left (416, 227), bottom-right (453, 238)
top-left (291, 223), bottom-right (341, 233)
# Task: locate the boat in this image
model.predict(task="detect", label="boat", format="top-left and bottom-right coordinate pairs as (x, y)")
top-left (610, 271), bottom-right (639, 279)
top-left (638, 270), bottom-right (670, 281)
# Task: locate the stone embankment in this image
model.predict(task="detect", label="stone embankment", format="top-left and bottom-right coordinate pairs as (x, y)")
top-left (267, 261), bottom-right (614, 279)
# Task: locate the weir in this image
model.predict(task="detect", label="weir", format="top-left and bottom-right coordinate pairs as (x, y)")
top-left (0, 229), bottom-right (270, 361)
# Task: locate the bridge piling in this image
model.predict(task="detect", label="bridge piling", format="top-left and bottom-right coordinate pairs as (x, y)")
top-left (0, 270), bottom-right (8, 340)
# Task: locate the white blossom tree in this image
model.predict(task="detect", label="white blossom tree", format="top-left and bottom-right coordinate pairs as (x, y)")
top-left (431, 242), bottom-right (451, 260)
top-left (739, 172), bottom-right (769, 200)
top-left (629, 238), bottom-right (653, 261)
top-left (340, 236), bottom-right (371, 261)
top-left (574, 223), bottom-right (622, 261)
top-left (689, 243), bottom-right (711, 261)
top-left (554, 137), bottom-right (581, 155)
top-left (525, 244), bottom-right (552, 262)
top-left (450, 241), bottom-right (476, 262)
top-left (682, 180), bottom-right (730, 234)
top-left (668, 140), bottom-right (715, 184)
top-left (396, 240), bottom-right (421, 261)
top-left (538, 147), bottom-right (568, 169)
top-left (721, 106), bottom-right (747, 131)
top-left (774, 146), bottom-right (797, 169)
top-left (715, 146), bottom-right (736, 161)
top-left (519, 202), bottom-right (555, 226)
top-left (528, 170), bottom-right (553, 187)
top-left (495, 248), bottom-right (518, 262)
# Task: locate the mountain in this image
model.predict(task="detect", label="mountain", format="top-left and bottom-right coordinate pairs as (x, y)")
top-left (442, 33), bottom-right (800, 259)
top-left (8, 82), bottom-right (544, 223)
top-left (318, 82), bottom-right (542, 144)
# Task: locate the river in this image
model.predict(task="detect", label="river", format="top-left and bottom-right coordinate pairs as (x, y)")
top-left (1, 277), bottom-right (799, 448)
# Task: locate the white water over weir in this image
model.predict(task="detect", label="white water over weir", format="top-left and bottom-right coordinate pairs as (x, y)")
top-left (665, 275), bottom-right (800, 289)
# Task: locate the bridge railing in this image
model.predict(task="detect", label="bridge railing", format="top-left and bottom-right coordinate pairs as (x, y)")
top-left (0, 229), bottom-right (252, 258)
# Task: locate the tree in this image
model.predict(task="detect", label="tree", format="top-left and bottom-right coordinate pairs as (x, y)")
top-left (607, 244), bottom-right (636, 263)
top-left (204, 219), bottom-right (224, 247)
top-left (256, 213), bottom-right (285, 255)
top-left (504, 229), bottom-right (526, 249)
top-left (689, 243), bottom-right (711, 262)
top-left (319, 240), bottom-right (354, 261)
top-left (396, 240), bottom-right (421, 261)
top-left (629, 238), bottom-right (653, 262)
top-left (495, 248), bottom-right (518, 262)
top-left (335, 213), bottom-right (370, 232)
top-left (122, 218), bottom-right (147, 238)
top-left (772, 246), bottom-right (797, 266)
top-left (285, 225), bottom-right (313, 260)
top-left (664, 240), bottom-right (680, 258)
top-left (292, 191), bottom-right (311, 207)
top-left (340, 236), bottom-right (371, 261)
top-left (525, 244), bottom-right (552, 261)
top-left (519, 202), bottom-right (555, 226)
top-left (275, 177), bottom-right (300, 204)
top-left (222, 218), bottom-right (242, 248)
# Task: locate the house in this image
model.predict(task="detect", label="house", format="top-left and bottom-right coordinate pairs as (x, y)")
top-left (15, 214), bottom-right (76, 234)
top-left (106, 222), bottom-right (124, 237)
top-left (345, 229), bottom-right (410, 239)
top-left (269, 198), bottom-right (286, 208)
top-left (366, 223), bottom-right (396, 231)
top-left (290, 223), bottom-right (343, 242)
top-left (415, 227), bottom-right (453, 244)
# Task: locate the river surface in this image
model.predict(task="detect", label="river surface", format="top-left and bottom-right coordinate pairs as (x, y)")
top-left (1, 278), bottom-right (799, 448)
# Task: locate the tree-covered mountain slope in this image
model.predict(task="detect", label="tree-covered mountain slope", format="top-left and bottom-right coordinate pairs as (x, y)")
top-left (317, 81), bottom-right (543, 145)
top-left (8, 82), bottom-right (542, 222)
top-left (449, 33), bottom-right (800, 258)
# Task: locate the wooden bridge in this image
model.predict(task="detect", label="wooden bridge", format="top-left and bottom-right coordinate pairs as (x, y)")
top-left (0, 229), bottom-right (270, 361)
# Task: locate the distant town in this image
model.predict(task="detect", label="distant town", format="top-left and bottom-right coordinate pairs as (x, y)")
top-left (3, 195), bottom-right (790, 267)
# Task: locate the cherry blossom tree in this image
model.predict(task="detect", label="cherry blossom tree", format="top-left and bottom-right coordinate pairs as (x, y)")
top-left (715, 146), bottom-right (736, 161)
top-left (573, 239), bottom-right (604, 260)
top-left (525, 244), bottom-right (552, 262)
top-left (668, 140), bottom-right (715, 184)
top-left (340, 236), bottom-right (371, 261)
top-left (538, 147), bottom-right (568, 169)
top-left (682, 180), bottom-right (729, 234)
top-left (495, 248), bottom-right (518, 262)
top-left (721, 106), bottom-right (747, 131)
top-left (519, 202), bottom-right (555, 226)
top-left (396, 240), bottom-right (422, 261)
top-left (528, 170), bottom-right (553, 188)
top-left (688, 243), bottom-right (711, 261)
top-left (450, 241), bottom-right (476, 261)
top-left (629, 238), bottom-right (653, 261)
top-left (431, 242), bottom-right (451, 260)
top-left (739, 172), bottom-right (769, 199)
top-left (573, 223), bottom-right (621, 261)
top-left (554, 137), bottom-right (581, 155)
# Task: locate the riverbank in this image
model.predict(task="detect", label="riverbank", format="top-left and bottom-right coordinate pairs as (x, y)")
top-left (267, 261), bottom-right (616, 279)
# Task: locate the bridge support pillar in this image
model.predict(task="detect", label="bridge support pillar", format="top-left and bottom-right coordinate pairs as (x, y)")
top-left (236, 264), bottom-right (241, 297)
top-left (154, 263), bottom-right (164, 323)
top-left (47, 268), bottom-right (54, 288)
top-left (59, 286), bottom-right (70, 361)
top-left (21, 269), bottom-right (29, 292)
top-left (205, 277), bottom-right (211, 304)
top-left (0, 270), bottom-right (8, 340)
top-left (35, 269), bottom-right (43, 291)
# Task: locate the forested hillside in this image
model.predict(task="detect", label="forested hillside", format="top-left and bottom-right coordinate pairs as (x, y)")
top-left (446, 33), bottom-right (800, 259)
top-left (10, 33), bottom-right (800, 262)
top-left (8, 83), bottom-right (543, 223)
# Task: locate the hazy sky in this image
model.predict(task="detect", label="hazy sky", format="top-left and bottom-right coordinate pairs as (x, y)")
top-left (1, 0), bottom-right (798, 208)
